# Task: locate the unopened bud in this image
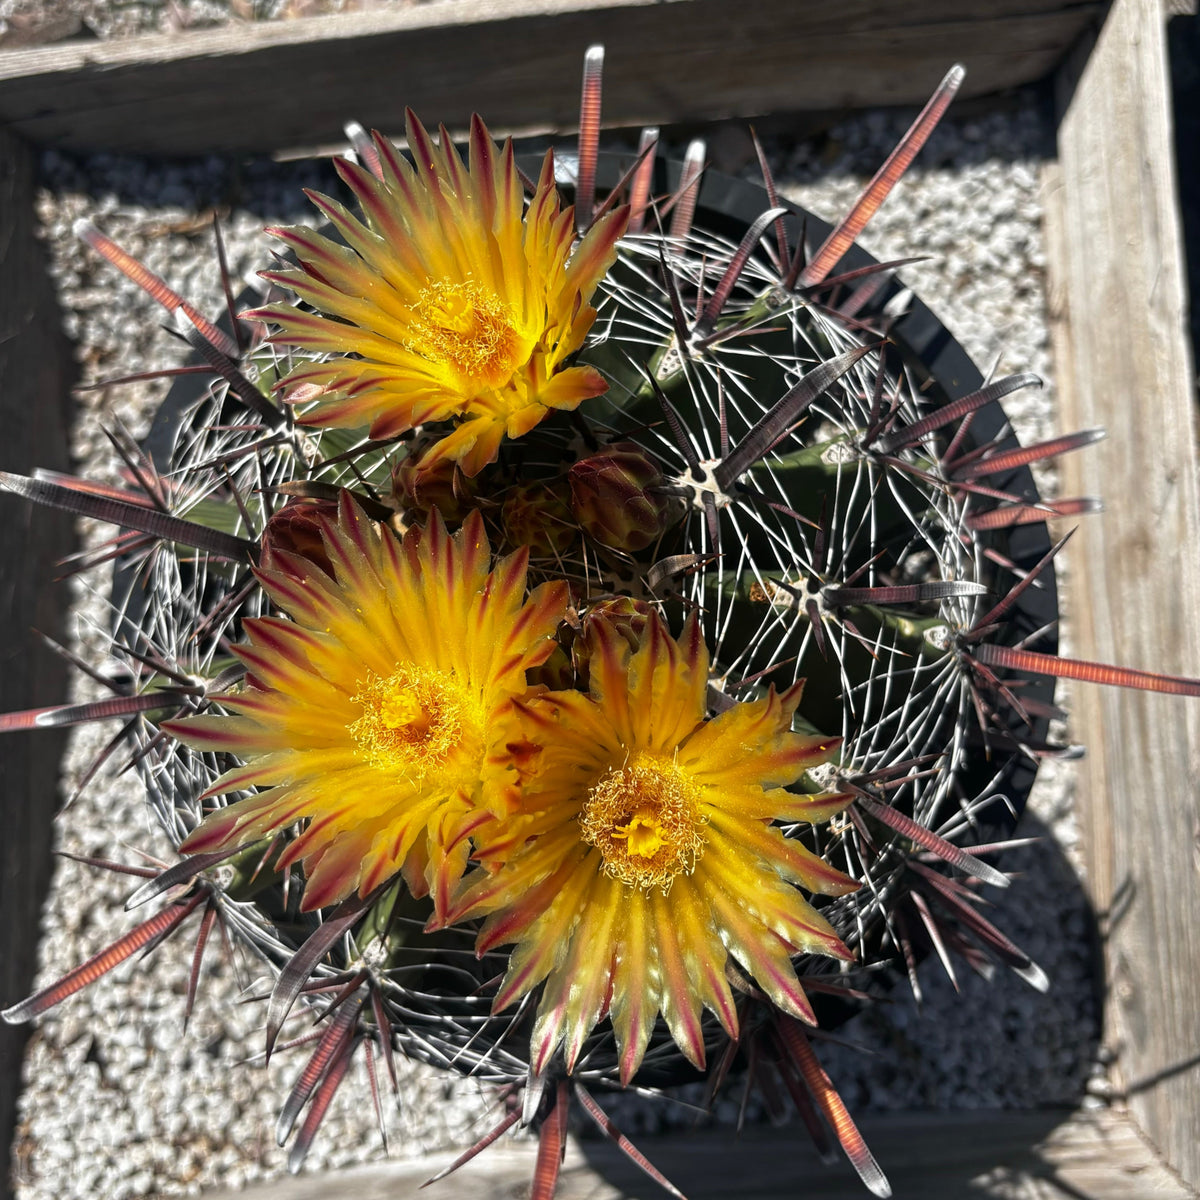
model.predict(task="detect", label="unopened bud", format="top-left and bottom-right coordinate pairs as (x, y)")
top-left (526, 643), bottom-right (576, 691)
top-left (392, 448), bottom-right (478, 523)
top-left (568, 443), bottom-right (680, 553)
top-left (502, 482), bottom-right (576, 558)
top-left (261, 498), bottom-right (340, 576)
top-left (573, 597), bottom-right (655, 686)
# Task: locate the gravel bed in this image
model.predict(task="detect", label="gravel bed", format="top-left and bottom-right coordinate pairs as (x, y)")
top-left (0, 0), bottom-right (417, 47)
top-left (10, 89), bottom-right (1102, 1200)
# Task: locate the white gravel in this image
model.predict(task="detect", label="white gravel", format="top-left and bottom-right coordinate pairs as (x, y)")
top-left (0, 0), bottom-right (381, 46)
top-left (10, 89), bottom-right (1101, 1200)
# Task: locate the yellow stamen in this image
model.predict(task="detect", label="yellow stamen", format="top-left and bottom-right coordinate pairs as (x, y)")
top-left (408, 280), bottom-right (524, 387)
top-left (580, 753), bottom-right (706, 892)
top-left (349, 665), bottom-right (475, 781)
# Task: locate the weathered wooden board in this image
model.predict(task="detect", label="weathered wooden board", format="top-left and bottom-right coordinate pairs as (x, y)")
top-left (0, 0), bottom-right (1104, 157)
top-left (1043, 0), bottom-right (1200, 1189)
top-left (196, 1108), bottom-right (1196, 1199)
top-left (0, 127), bottom-right (77, 1200)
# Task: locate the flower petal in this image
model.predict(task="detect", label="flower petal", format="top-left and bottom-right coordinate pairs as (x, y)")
top-left (179, 495), bottom-right (568, 910)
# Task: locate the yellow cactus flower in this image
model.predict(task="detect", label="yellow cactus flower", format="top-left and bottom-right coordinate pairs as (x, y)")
top-left (253, 113), bottom-right (628, 478)
top-left (168, 494), bottom-right (568, 917)
top-left (443, 613), bottom-right (859, 1083)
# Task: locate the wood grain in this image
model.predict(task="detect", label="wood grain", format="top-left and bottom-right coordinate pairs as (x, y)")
top-left (0, 0), bottom-right (1104, 157)
top-left (1043, 0), bottom-right (1200, 1188)
top-left (0, 126), bottom-right (76, 1200)
top-left (195, 1108), bottom-right (1195, 1199)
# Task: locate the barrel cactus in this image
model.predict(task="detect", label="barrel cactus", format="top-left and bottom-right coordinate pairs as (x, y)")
top-left (4, 46), bottom-right (1198, 1200)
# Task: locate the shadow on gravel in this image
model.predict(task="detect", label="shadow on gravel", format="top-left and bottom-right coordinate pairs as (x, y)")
top-left (1169, 10), bottom-right (1200, 406)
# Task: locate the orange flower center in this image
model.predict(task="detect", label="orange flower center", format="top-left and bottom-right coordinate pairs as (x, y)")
top-left (579, 753), bottom-right (706, 891)
top-left (409, 279), bottom-right (524, 387)
top-left (348, 665), bottom-right (476, 782)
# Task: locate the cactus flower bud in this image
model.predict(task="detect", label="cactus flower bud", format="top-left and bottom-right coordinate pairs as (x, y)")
top-left (501, 482), bottom-right (576, 557)
top-left (568, 443), bottom-right (680, 552)
top-left (261, 498), bottom-right (340, 577)
top-left (392, 448), bottom-right (478, 523)
top-left (573, 597), bottom-right (655, 687)
top-left (526, 643), bottom-right (576, 691)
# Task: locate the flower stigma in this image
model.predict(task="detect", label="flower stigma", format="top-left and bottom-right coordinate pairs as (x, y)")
top-left (579, 753), bottom-right (707, 891)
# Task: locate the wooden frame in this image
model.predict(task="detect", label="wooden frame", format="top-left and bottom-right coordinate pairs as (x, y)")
top-left (1042, 0), bottom-right (1200, 1188)
top-left (0, 127), bottom-right (77, 1200)
top-left (196, 1110), bottom-right (1191, 1199)
top-left (0, 0), bottom-right (1103, 156)
top-left (2, 0), bottom-right (1197, 1195)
